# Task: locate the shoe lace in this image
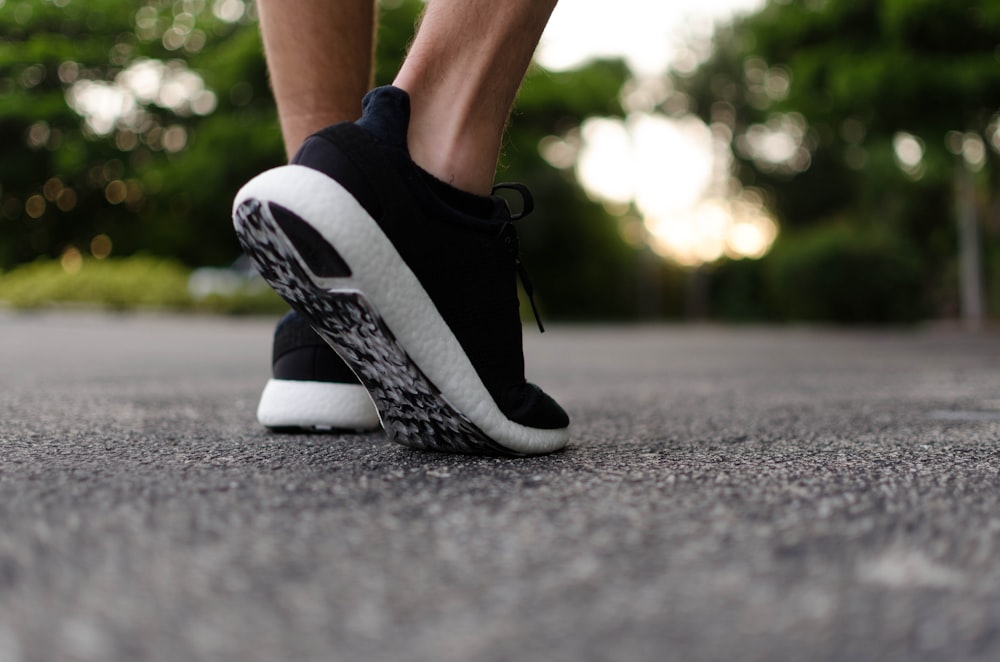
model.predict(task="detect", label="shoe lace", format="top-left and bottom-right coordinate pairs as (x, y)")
top-left (492, 182), bottom-right (545, 334)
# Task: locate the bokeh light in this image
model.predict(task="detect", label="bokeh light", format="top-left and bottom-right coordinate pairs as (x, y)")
top-left (90, 234), bottom-right (113, 259)
top-left (105, 180), bottom-right (127, 205)
top-left (25, 195), bottom-right (46, 219)
top-left (65, 58), bottom-right (215, 143)
top-left (892, 132), bottom-right (925, 179)
top-left (60, 247), bottom-right (83, 274)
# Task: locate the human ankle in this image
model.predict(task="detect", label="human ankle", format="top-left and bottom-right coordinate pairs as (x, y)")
top-left (392, 70), bottom-right (503, 196)
top-left (406, 109), bottom-right (499, 196)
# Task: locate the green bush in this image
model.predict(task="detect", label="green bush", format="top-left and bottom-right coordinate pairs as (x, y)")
top-left (190, 288), bottom-right (287, 315)
top-left (0, 256), bottom-right (192, 309)
top-left (764, 222), bottom-right (926, 323)
top-left (0, 255), bottom-right (286, 314)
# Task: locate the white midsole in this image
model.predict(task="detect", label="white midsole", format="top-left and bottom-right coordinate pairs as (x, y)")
top-left (234, 165), bottom-right (568, 454)
top-left (257, 379), bottom-right (381, 431)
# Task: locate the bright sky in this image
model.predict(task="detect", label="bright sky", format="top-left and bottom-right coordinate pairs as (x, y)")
top-left (538, 0), bottom-right (767, 75)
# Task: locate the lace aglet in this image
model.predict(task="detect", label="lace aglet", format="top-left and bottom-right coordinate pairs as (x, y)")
top-left (531, 302), bottom-right (545, 334)
top-left (517, 261), bottom-right (545, 333)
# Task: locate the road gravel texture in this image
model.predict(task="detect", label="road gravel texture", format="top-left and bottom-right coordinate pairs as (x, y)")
top-left (2, 311), bottom-right (999, 662)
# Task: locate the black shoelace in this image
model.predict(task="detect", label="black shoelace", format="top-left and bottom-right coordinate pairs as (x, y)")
top-left (492, 182), bottom-right (545, 334)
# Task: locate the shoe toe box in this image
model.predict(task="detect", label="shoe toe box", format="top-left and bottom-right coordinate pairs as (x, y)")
top-left (501, 382), bottom-right (570, 430)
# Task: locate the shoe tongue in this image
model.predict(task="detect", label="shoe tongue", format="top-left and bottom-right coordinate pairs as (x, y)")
top-left (357, 86), bottom-right (411, 149)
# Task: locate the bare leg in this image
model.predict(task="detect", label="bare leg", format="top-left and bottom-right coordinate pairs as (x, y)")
top-left (257, 0), bottom-right (377, 159)
top-left (394, 0), bottom-right (558, 195)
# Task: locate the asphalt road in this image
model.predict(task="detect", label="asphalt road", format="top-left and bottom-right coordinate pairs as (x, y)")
top-left (2, 310), bottom-right (1000, 662)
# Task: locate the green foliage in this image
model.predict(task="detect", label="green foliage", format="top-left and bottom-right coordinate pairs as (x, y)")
top-left (764, 221), bottom-right (925, 323)
top-left (707, 257), bottom-right (773, 321)
top-left (680, 0), bottom-right (1000, 220)
top-left (0, 254), bottom-right (286, 312)
top-left (744, 0), bottom-right (1000, 135)
top-left (0, 255), bottom-right (192, 309)
top-left (188, 286), bottom-right (287, 315)
top-left (515, 60), bottom-right (629, 126)
top-left (0, 0), bottom-right (268, 268)
top-left (0, 0), bottom-right (428, 271)
top-left (674, 0), bottom-right (1000, 320)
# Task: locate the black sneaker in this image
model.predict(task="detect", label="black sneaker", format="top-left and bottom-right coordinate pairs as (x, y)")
top-left (233, 85), bottom-right (569, 456)
top-left (257, 310), bottom-right (380, 431)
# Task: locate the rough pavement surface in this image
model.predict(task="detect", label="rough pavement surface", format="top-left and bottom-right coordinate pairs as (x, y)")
top-left (2, 311), bottom-right (999, 662)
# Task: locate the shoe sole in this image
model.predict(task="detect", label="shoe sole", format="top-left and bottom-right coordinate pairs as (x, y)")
top-left (257, 378), bottom-right (380, 432)
top-left (233, 165), bottom-right (568, 456)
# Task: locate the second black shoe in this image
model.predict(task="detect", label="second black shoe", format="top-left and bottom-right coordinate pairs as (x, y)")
top-left (257, 310), bottom-right (380, 432)
top-left (233, 86), bottom-right (569, 456)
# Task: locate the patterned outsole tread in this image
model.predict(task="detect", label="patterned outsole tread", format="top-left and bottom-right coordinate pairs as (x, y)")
top-left (234, 198), bottom-right (525, 457)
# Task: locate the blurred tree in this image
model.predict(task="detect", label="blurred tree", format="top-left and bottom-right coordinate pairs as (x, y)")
top-left (0, 0), bottom-right (272, 268)
top-left (674, 0), bottom-right (1000, 320)
top-left (0, 0), bottom-right (642, 318)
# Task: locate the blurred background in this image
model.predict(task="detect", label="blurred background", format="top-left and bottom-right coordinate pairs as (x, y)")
top-left (1, 0), bottom-right (998, 325)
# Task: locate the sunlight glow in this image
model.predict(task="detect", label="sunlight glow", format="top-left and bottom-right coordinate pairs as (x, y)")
top-left (576, 118), bottom-right (635, 204)
top-left (642, 193), bottom-right (777, 266)
top-left (564, 114), bottom-right (778, 267)
top-left (574, 114), bottom-right (715, 217)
